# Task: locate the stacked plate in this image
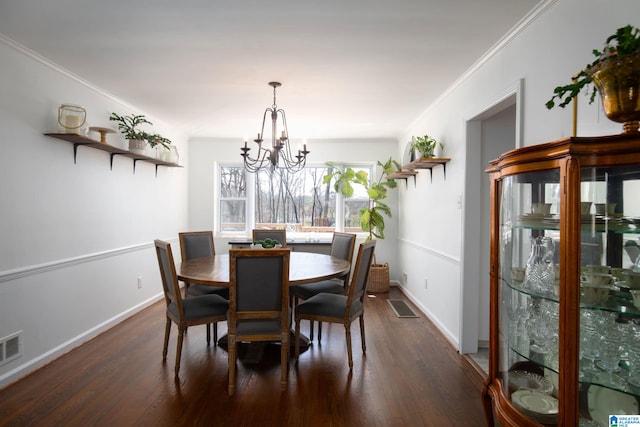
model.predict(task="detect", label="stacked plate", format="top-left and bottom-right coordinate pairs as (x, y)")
top-left (511, 389), bottom-right (559, 424)
top-left (509, 371), bottom-right (558, 424)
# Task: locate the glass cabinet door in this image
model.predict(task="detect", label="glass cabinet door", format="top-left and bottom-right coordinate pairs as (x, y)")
top-left (498, 169), bottom-right (561, 425)
top-left (577, 165), bottom-right (640, 425)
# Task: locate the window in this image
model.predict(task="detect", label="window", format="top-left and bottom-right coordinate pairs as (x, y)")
top-left (219, 166), bottom-right (247, 232)
top-left (217, 163), bottom-right (371, 235)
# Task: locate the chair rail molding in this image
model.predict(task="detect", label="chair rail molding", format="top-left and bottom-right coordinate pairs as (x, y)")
top-left (0, 240), bottom-right (174, 284)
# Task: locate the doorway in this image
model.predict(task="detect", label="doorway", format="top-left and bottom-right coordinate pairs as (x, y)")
top-left (460, 80), bottom-right (523, 362)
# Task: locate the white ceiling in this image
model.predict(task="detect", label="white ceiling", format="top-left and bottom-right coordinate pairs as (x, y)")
top-left (0, 0), bottom-right (540, 140)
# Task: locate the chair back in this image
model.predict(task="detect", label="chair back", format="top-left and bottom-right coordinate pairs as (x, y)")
top-left (228, 248), bottom-right (291, 338)
top-left (252, 229), bottom-right (287, 247)
top-left (179, 231), bottom-right (215, 262)
top-left (330, 232), bottom-right (356, 261)
top-left (155, 240), bottom-right (184, 319)
top-left (346, 240), bottom-right (377, 304)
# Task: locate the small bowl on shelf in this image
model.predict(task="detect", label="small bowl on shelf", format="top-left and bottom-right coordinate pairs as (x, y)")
top-left (622, 271), bottom-right (640, 290)
top-left (581, 282), bottom-right (611, 306)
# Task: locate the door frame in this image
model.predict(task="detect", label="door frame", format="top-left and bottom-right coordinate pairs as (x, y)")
top-left (459, 79), bottom-right (524, 354)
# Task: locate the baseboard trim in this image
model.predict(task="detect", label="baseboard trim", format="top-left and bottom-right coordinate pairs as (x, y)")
top-left (0, 293), bottom-right (163, 389)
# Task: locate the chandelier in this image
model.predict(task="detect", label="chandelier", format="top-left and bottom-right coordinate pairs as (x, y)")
top-left (241, 81), bottom-right (309, 173)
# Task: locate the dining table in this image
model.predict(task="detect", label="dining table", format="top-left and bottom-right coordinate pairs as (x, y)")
top-left (178, 251), bottom-right (350, 287)
top-left (177, 251), bottom-right (351, 350)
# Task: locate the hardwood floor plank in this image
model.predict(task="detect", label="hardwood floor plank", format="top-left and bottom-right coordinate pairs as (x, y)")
top-left (0, 288), bottom-right (487, 426)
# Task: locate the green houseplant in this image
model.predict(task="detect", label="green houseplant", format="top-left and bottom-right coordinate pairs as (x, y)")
top-left (324, 157), bottom-right (401, 293)
top-left (323, 157), bottom-right (400, 240)
top-left (411, 134), bottom-right (443, 158)
top-left (545, 25), bottom-right (640, 132)
top-left (109, 113), bottom-right (172, 152)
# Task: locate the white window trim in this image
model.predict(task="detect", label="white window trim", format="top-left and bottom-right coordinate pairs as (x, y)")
top-left (214, 162), bottom-right (374, 238)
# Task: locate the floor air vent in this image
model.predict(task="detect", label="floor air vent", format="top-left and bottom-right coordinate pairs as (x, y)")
top-left (387, 299), bottom-right (419, 318)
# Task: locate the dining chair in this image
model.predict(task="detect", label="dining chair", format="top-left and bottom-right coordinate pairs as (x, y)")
top-left (154, 240), bottom-right (229, 378)
top-left (227, 248), bottom-right (291, 396)
top-left (252, 229), bottom-right (287, 247)
top-left (289, 232), bottom-right (356, 340)
top-left (294, 239), bottom-right (376, 368)
top-left (179, 231), bottom-right (228, 342)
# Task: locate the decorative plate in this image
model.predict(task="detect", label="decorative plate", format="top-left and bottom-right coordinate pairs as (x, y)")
top-left (511, 389), bottom-right (558, 424)
top-left (588, 383), bottom-right (639, 426)
top-left (509, 370), bottom-right (554, 395)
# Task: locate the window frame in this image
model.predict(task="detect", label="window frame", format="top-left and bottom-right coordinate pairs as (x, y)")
top-left (215, 162), bottom-right (373, 238)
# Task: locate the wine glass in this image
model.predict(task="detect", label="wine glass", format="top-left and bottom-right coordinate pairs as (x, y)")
top-left (580, 311), bottom-right (601, 378)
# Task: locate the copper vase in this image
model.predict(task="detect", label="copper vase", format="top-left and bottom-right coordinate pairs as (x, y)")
top-left (589, 53), bottom-right (640, 133)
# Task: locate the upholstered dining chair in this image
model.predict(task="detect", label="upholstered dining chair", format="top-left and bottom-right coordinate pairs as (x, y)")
top-left (289, 232), bottom-right (356, 340)
top-left (294, 239), bottom-right (376, 368)
top-left (227, 248), bottom-right (290, 396)
top-left (154, 240), bottom-right (229, 378)
top-left (179, 231), bottom-right (228, 342)
top-left (252, 229), bottom-right (287, 247)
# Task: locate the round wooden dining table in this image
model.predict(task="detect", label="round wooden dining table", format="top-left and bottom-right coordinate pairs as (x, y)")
top-left (177, 252), bottom-right (351, 287)
top-left (177, 251), bottom-right (350, 351)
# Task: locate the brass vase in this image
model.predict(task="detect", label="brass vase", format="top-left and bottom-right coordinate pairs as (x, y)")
top-left (589, 52), bottom-right (640, 133)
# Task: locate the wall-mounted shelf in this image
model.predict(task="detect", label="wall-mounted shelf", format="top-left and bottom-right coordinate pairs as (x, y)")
top-left (45, 133), bottom-right (182, 176)
top-left (387, 170), bottom-right (418, 187)
top-left (402, 157), bottom-right (450, 182)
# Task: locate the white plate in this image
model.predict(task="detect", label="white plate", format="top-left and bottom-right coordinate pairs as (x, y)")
top-left (588, 384), bottom-right (639, 426)
top-left (512, 389), bottom-right (558, 414)
top-left (509, 370), bottom-right (554, 395)
top-left (512, 389), bottom-right (558, 423)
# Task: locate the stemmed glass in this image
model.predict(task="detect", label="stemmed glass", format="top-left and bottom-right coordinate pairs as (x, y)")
top-left (580, 311), bottom-right (601, 379)
top-left (597, 333), bottom-right (626, 389)
top-left (526, 299), bottom-right (550, 355)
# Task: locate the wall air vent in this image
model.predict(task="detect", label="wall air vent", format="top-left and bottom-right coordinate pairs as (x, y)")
top-left (0, 331), bottom-right (22, 366)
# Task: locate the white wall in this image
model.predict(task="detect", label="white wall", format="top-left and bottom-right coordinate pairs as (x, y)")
top-left (187, 137), bottom-right (399, 275)
top-left (395, 0), bottom-right (639, 349)
top-left (0, 38), bottom-right (188, 386)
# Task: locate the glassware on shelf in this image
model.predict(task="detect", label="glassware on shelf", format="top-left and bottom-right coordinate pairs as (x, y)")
top-left (57, 104), bottom-right (87, 134)
top-left (597, 333), bottom-right (626, 389)
top-left (524, 236), bottom-right (556, 296)
top-left (580, 311), bottom-right (602, 378)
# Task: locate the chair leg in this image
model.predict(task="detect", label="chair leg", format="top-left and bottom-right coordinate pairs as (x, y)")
top-left (345, 324), bottom-right (353, 369)
top-left (318, 322), bottom-right (322, 342)
top-left (206, 323), bottom-right (211, 344)
top-left (281, 331), bottom-right (289, 391)
top-left (213, 323), bottom-right (218, 343)
top-left (295, 317), bottom-right (301, 360)
top-left (228, 334), bottom-right (236, 396)
top-left (175, 328), bottom-right (185, 378)
top-left (359, 315), bottom-right (366, 353)
top-left (309, 320), bottom-right (315, 341)
top-left (163, 318), bottom-right (171, 360)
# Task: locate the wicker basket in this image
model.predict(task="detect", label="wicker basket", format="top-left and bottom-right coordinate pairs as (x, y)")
top-left (367, 263), bottom-right (390, 293)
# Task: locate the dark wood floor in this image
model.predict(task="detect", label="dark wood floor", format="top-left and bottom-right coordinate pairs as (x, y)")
top-left (0, 288), bottom-right (487, 427)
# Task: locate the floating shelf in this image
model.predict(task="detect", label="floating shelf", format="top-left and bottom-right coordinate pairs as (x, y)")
top-left (402, 157), bottom-right (450, 182)
top-left (45, 133), bottom-right (182, 176)
top-left (387, 170), bottom-right (418, 187)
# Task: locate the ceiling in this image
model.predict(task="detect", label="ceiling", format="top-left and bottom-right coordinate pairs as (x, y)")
top-left (0, 0), bottom-right (540, 140)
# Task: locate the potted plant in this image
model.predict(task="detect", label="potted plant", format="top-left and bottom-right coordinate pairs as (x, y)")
top-left (545, 25), bottom-right (640, 133)
top-left (324, 158), bottom-right (401, 292)
top-left (109, 113), bottom-right (172, 155)
top-left (411, 134), bottom-right (443, 158)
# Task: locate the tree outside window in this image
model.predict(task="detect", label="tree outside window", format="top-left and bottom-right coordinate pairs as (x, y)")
top-left (218, 164), bottom-right (371, 234)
